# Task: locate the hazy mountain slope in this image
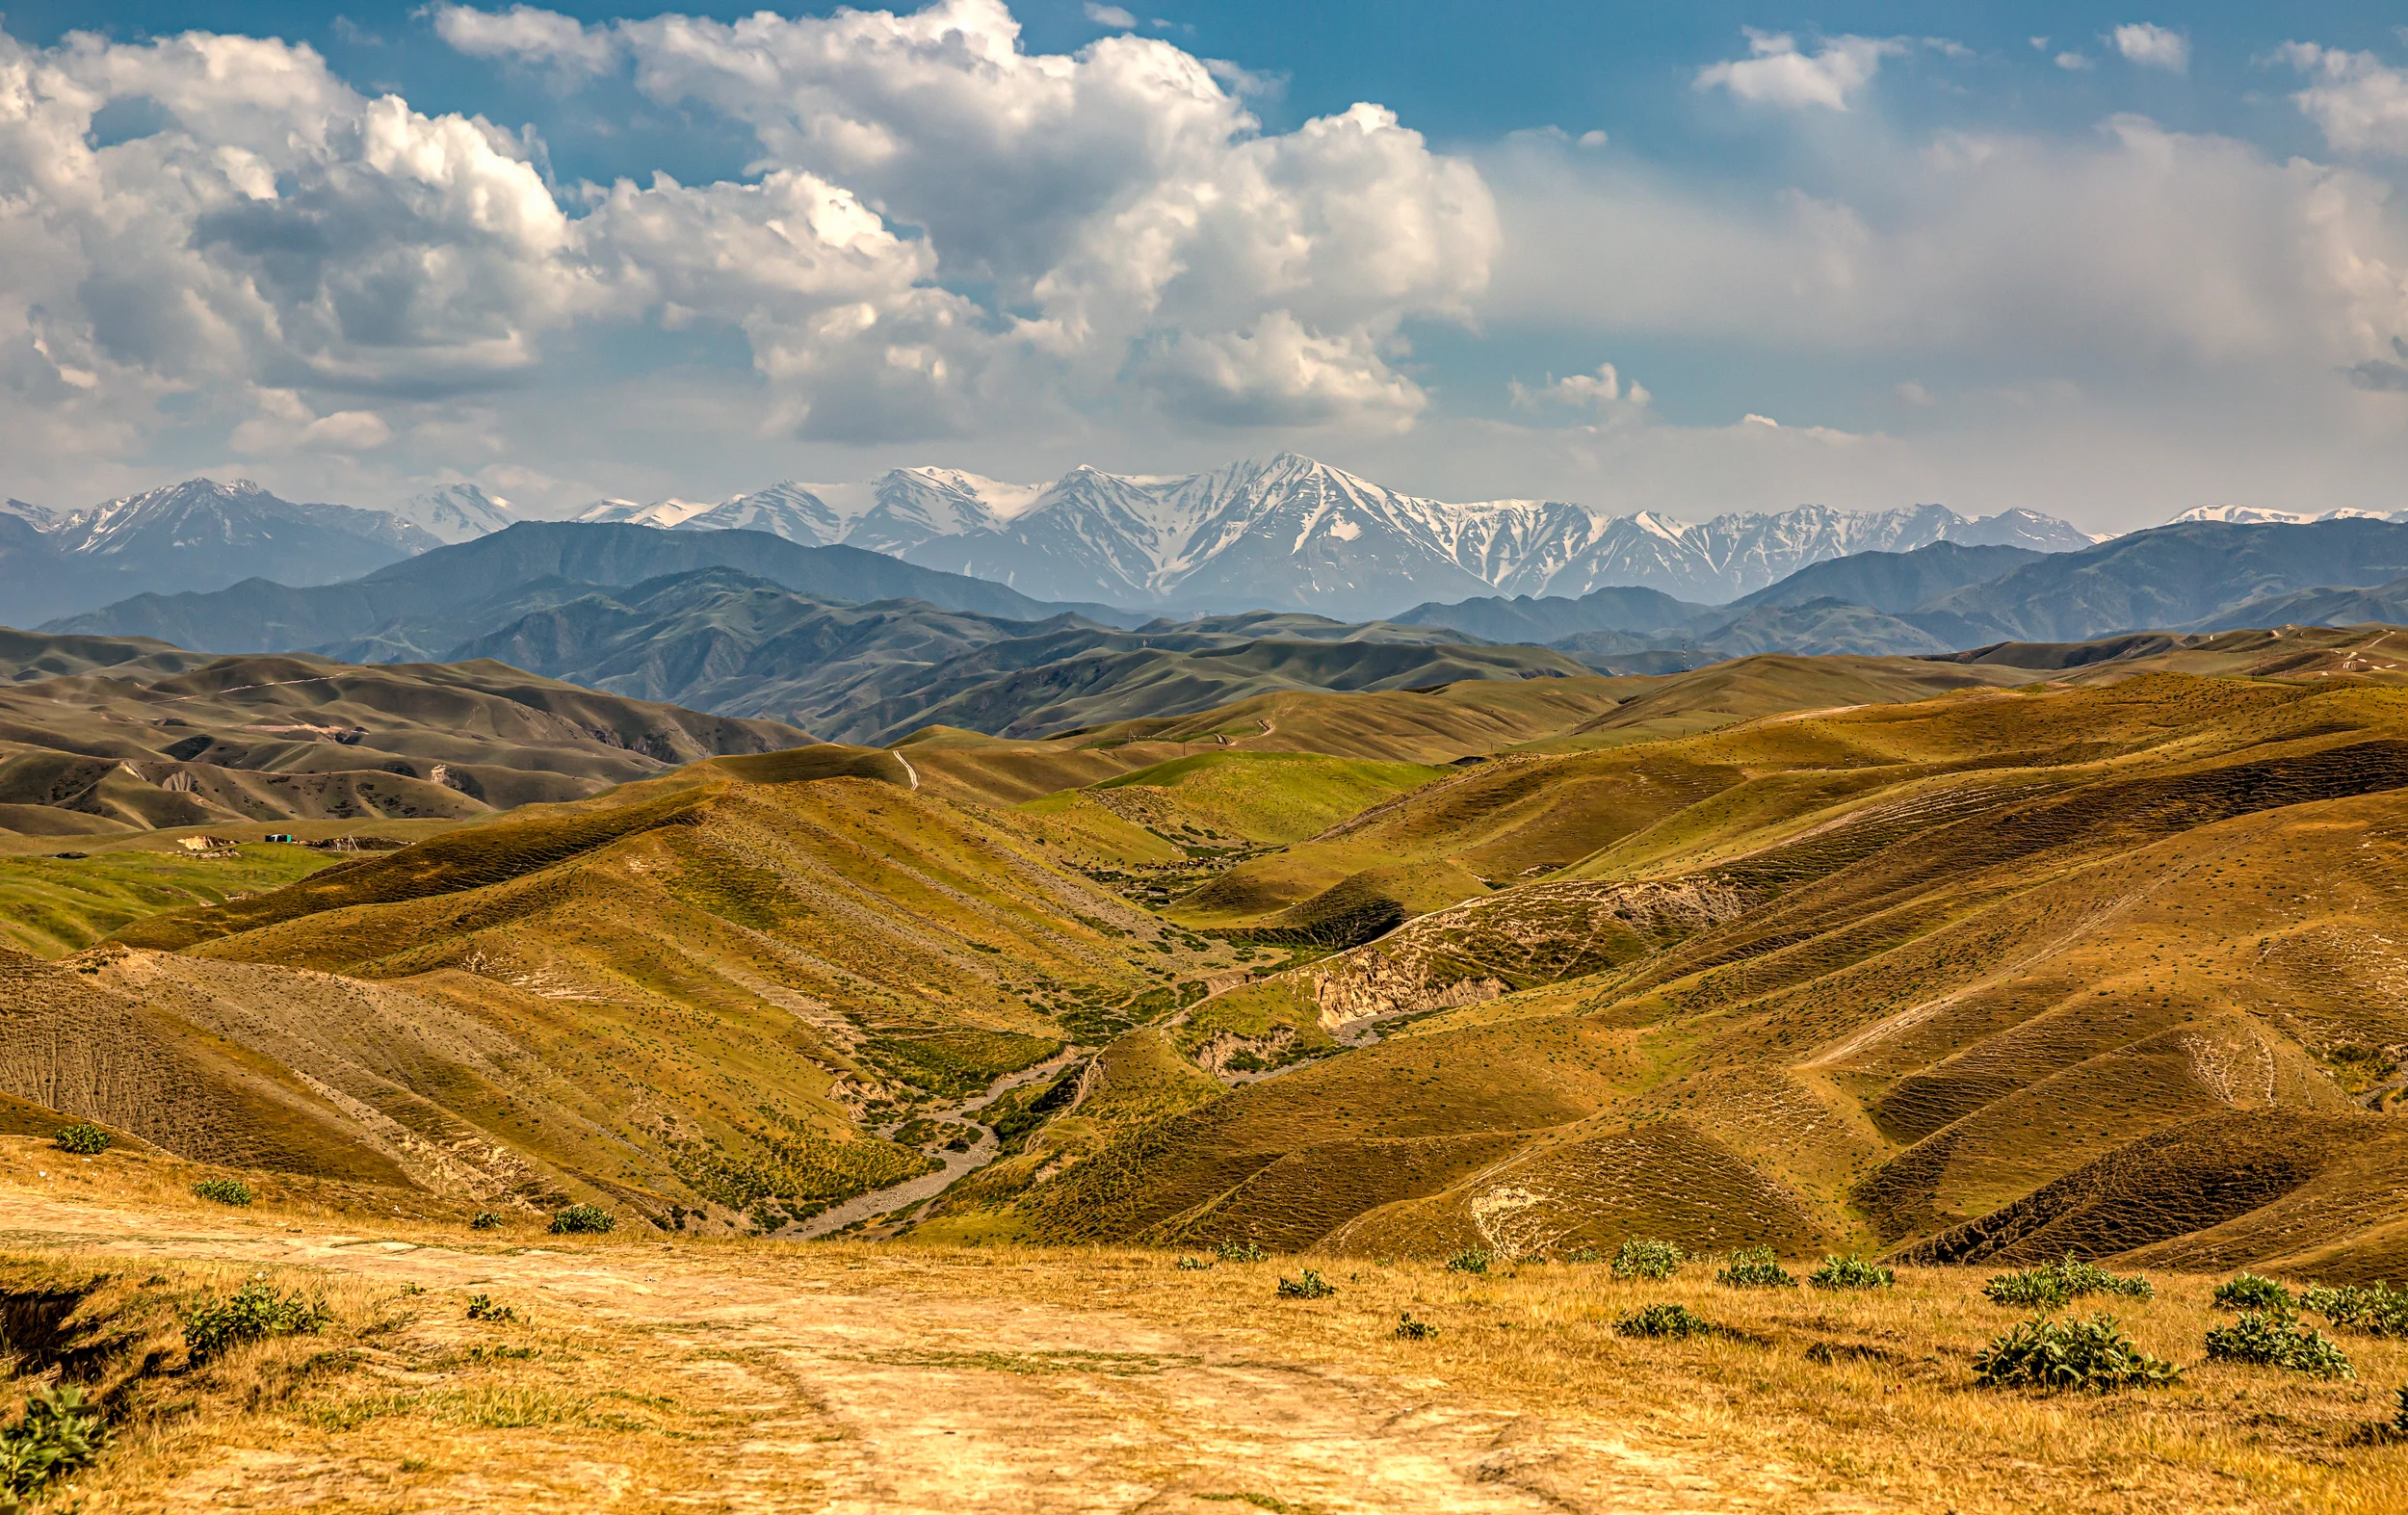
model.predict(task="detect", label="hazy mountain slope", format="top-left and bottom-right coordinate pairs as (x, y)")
top-left (818, 637), bottom-right (1596, 746)
top-left (0, 640), bottom-right (805, 836)
top-left (1391, 586), bottom-right (1708, 641)
top-left (1721, 540), bottom-right (2045, 614)
top-left (441, 569), bottom-right (1061, 722)
top-left (1687, 597), bottom-right (1953, 657)
top-left (1907, 519), bottom-right (2408, 644)
top-left (2174, 576), bottom-right (2408, 633)
top-left (0, 479), bottom-right (442, 626)
top-left (42, 522), bottom-right (1117, 652)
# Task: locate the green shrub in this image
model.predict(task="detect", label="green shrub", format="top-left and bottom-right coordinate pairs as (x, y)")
top-left (1216, 1240), bottom-right (1268, 1264)
top-left (51, 1124), bottom-right (109, 1155)
top-left (183, 1283), bottom-right (330, 1364)
top-left (1174, 1256), bottom-right (1214, 1271)
top-left (0, 1384), bottom-right (109, 1507)
top-left (469, 1211), bottom-right (504, 1231)
top-left (1563, 1247), bottom-right (1603, 1265)
top-left (1714, 1246), bottom-right (1797, 1290)
top-left (1973, 1314), bottom-right (2179, 1393)
top-left (547, 1204), bottom-right (615, 1236)
top-left (1275, 1268), bottom-right (1336, 1299)
top-left (1443, 1248), bottom-right (1491, 1275)
top-left (464, 1294), bottom-right (519, 1322)
top-left (2298, 1282), bottom-right (2408, 1337)
top-left (1983, 1268), bottom-right (2070, 1309)
top-left (1394, 1312), bottom-right (1438, 1341)
top-left (2212, 1271), bottom-right (2291, 1312)
top-left (1982, 1255), bottom-right (2154, 1310)
top-left (1611, 1238), bottom-right (1684, 1280)
top-left (1614, 1303), bottom-right (1714, 1339)
top-left (191, 1178), bottom-right (252, 1206)
top-left (1809, 1255), bottom-right (1895, 1292)
top-left (2205, 1311), bottom-right (2355, 1379)
top-left (2054, 1256), bottom-right (2154, 1300)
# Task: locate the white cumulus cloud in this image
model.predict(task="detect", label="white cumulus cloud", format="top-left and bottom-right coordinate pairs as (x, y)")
top-left (1084, 4), bottom-right (1138, 28)
top-left (2112, 23), bottom-right (2189, 73)
top-left (439, 1), bottom-right (1497, 431)
top-left (2279, 43), bottom-right (2408, 158)
top-left (1695, 30), bottom-right (1905, 112)
top-left (1510, 362), bottom-right (1651, 416)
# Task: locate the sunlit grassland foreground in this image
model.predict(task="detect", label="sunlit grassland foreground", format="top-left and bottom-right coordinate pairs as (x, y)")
top-left (0, 1163), bottom-right (2403, 1514)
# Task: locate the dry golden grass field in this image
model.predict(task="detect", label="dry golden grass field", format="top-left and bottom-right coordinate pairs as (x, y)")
top-left (1, 1160), bottom-right (2404, 1515)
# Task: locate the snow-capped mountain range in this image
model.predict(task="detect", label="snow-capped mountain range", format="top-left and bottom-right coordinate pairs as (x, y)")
top-left (566, 454), bottom-right (2100, 615)
top-left (2, 477), bottom-right (439, 561)
top-left (0, 478), bottom-right (446, 626)
top-left (14, 459), bottom-right (2391, 631)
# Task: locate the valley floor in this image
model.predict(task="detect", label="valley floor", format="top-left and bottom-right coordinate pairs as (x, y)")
top-left (4, 1184), bottom-right (2404, 1513)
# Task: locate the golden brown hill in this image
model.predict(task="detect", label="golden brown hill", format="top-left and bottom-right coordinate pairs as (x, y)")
top-left (0, 645), bottom-right (805, 837)
top-left (0, 748), bottom-right (1234, 1227)
top-left (970, 672), bottom-right (2408, 1272)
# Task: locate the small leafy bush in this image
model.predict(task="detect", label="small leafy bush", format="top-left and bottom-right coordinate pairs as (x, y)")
top-left (464, 1294), bottom-right (519, 1322)
top-left (1611, 1238), bottom-right (1685, 1280)
top-left (469, 1212), bottom-right (504, 1231)
top-left (1614, 1303), bottom-right (1714, 1339)
top-left (1275, 1268), bottom-right (1336, 1299)
top-left (1443, 1248), bottom-right (1491, 1275)
top-left (2205, 1311), bottom-right (2355, 1380)
top-left (1715, 1246), bottom-right (1797, 1290)
top-left (191, 1178), bottom-right (252, 1206)
top-left (1394, 1312), bottom-right (1438, 1341)
top-left (2055, 1256), bottom-right (2154, 1300)
top-left (51, 1124), bottom-right (109, 1155)
top-left (1983, 1255), bottom-right (2154, 1309)
top-left (1983, 1268), bottom-right (2070, 1309)
top-left (184, 1282), bottom-right (331, 1364)
top-left (1563, 1247), bottom-right (1603, 1265)
top-left (1973, 1314), bottom-right (2179, 1393)
top-left (0, 1384), bottom-right (109, 1507)
top-left (2299, 1282), bottom-right (2408, 1337)
top-left (1809, 1255), bottom-right (1895, 1292)
top-left (1174, 1256), bottom-right (1214, 1271)
top-left (2212, 1271), bottom-right (2292, 1312)
top-left (547, 1204), bottom-right (615, 1235)
top-left (1216, 1240), bottom-right (1268, 1264)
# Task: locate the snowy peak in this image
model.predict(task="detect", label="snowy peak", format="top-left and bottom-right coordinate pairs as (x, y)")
top-left (574, 496), bottom-right (719, 530)
top-left (1, 498), bottom-right (61, 533)
top-left (48, 478), bottom-right (441, 559)
top-left (391, 483), bottom-right (516, 544)
top-left (2169, 505), bottom-right (2395, 527)
top-left (671, 483), bottom-right (844, 545)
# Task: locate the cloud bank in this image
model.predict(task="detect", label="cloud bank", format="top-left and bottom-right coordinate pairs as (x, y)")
top-left (0, 2), bottom-right (2404, 532)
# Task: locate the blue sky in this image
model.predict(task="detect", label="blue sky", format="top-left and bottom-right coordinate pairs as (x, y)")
top-left (3, 2), bottom-right (2406, 527)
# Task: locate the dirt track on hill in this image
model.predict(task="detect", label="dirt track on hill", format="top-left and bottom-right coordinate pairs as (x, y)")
top-left (0, 1193), bottom-right (1822, 1515)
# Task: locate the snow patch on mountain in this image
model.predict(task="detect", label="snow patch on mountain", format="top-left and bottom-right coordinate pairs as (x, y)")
top-left (2169, 505), bottom-right (2396, 526)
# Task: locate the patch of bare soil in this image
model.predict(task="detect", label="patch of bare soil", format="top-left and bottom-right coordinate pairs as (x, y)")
top-left (0, 1192), bottom-right (1805, 1514)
